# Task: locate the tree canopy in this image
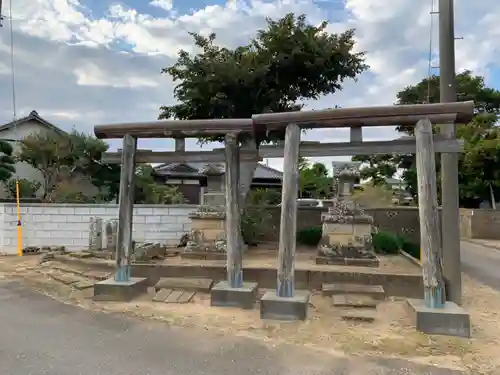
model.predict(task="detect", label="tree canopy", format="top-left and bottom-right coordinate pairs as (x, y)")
top-left (298, 157), bottom-right (332, 198)
top-left (353, 70), bottom-right (500, 208)
top-left (17, 130), bottom-right (120, 201)
top-left (159, 13), bottom-right (367, 144)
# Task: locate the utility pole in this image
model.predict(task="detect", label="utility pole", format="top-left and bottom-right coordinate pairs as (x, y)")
top-left (438, 0), bottom-right (462, 305)
top-left (0, 0), bottom-right (4, 27)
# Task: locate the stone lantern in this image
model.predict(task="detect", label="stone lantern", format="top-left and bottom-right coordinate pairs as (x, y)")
top-left (317, 162), bottom-right (379, 267)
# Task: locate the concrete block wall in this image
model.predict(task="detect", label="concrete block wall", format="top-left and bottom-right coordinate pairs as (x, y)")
top-left (0, 203), bottom-right (197, 254)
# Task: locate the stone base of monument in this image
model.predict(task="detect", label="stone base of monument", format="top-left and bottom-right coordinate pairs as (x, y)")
top-left (189, 211), bottom-right (225, 242)
top-left (181, 251), bottom-right (226, 260)
top-left (93, 277), bottom-right (148, 302)
top-left (405, 299), bottom-right (471, 338)
top-left (260, 290), bottom-right (310, 321)
top-left (315, 256), bottom-right (379, 267)
top-left (210, 281), bottom-right (258, 309)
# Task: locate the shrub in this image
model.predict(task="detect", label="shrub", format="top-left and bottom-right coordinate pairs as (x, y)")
top-left (397, 234), bottom-right (420, 260)
top-left (7, 178), bottom-right (41, 198)
top-left (241, 206), bottom-right (275, 246)
top-left (297, 226), bottom-right (322, 246)
top-left (372, 231), bottom-right (400, 254)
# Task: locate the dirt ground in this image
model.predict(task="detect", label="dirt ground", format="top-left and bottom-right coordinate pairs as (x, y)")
top-left (1, 255), bottom-right (499, 375)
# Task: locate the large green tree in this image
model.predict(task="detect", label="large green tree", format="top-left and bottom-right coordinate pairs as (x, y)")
top-left (353, 71), bottom-right (500, 207)
top-left (17, 130), bottom-right (120, 201)
top-left (0, 140), bottom-right (15, 182)
top-left (298, 157), bottom-right (332, 198)
top-left (159, 13), bottom-right (367, 144)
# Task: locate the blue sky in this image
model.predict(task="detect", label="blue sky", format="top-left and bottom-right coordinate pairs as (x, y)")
top-left (0, 0), bottom-right (498, 171)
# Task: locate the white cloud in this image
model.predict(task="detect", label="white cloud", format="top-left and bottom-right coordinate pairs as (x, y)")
top-left (150, 0), bottom-right (174, 11)
top-left (0, 0), bottom-right (498, 171)
top-left (73, 62), bottom-right (159, 88)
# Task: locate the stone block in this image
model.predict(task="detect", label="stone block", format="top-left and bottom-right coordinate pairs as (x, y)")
top-left (154, 277), bottom-right (214, 292)
top-left (190, 217), bottom-right (225, 230)
top-left (332, 295), bottom-right (377, 308)
top-left (328, 234), bottom-right (353, 246)
top-left (210, 281), bottom-right (258, 309)
top-left (322, 283), bottom-right (385, 299)
top-left (93, 277), bottom-right (148, 302)
top-left (345, 258), bottom-right (379, 267)
top-left (323, 222), bottom-right (353, 235)
top-left (406, 299), bottom-right (471, 338)
top-left (204, 252), bottom-right (226, 261)
top-left (180, 252), bottom-right (206, 260)
top-left (353, 223), bottom-right (372, 238)
top-left (315, 256), bottom-right (345, 265)
top-left (341, 309), bottom-right (376, 322)
top-left (260, 290), bottom-right (310, 321)
top-left (202, 228), bottom-right (225, 241)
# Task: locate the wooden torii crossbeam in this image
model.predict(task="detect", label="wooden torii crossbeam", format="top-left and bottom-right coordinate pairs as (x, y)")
top-left (93, 101), bottom-right (474, 319)
top-left (101, 137), bottom-right (464, 164)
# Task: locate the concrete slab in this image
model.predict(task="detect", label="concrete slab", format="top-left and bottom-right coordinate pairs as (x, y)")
top-left (322, 283), bottom-right (385, 300)
top-left (165, 290), bottom-right (183, 303)
top-left (340, 309), bottom-right (376, 322)
top-left (154, 277), bottom-right (213, 293)
top-left (406, 299), bottom-right (471, 338)
top-left (176, 291), bottom-right (195, 304)
top-left (93, 277), bottom-right (148, 302)
top-left (153, 288), bottom-right (172, 302)
top-left (210, 281), bottom-right (258, 309)
top-left (260, 290), bottom-right (310, 321)
top-left (332, 294), bottom-right (377, 308)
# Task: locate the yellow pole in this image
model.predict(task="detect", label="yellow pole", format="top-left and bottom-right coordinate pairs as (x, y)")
top-left (16, 181), bottom-right (22, 257)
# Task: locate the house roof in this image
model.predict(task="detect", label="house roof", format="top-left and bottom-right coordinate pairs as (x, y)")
top-left (0, 110), bottom-right (67, 135)
top-left (155, 162), bottom-right (283, 180)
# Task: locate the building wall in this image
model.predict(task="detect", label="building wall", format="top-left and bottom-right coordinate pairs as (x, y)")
top-left (0, 203), bottom-right (196, 254)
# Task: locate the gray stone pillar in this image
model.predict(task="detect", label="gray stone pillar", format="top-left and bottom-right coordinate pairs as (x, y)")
top-left (89, 217), bottom-right (103, 251)
top-left (105, 219), bottom-right (118, 251)
top-left (115, 134), bottom-right (137, 282)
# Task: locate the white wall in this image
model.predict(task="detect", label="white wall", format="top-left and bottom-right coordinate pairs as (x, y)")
top-left (0, 203), bottom-right (197, 254)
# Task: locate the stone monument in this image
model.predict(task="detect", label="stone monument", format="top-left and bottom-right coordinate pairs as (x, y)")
top-left (181, 164), bottom-right (228, 260)
top-left (316, 162), bottom-right (379, 267)
top-left (105, 219), bottom-right (118, 251)
top-left (88, 217), bottom-right (103, 251)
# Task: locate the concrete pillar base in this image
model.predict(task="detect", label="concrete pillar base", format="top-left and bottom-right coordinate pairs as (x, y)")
top-left (260, 290), bottom-right (310, 321)
top-left (406, 298), bottom-right (471, 338)
top-left (93, 277), bottom-right (148, 302)
top-left (210, 281), bottom-right (258, 310)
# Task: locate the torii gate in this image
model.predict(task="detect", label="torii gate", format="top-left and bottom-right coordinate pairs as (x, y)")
top-left (92, 101), bottom-right (472, 335)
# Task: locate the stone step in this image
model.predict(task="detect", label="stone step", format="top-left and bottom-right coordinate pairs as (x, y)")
top-left (154, 277), bottom-right (214, 293)
top-left (165, 290), bottom-right (184, 303)
top-left (50, 265), bottom-right (110, 281)
top-left (340, 308), bottom-right (377, 322)
top-left (153, 288), bottom-right (173, 302)
top-left (152, 288), bottom-right (196, 304)
top-left (332, 294), bottom-right (378, 308)
top-left (322, 283), bottom-right (385, 300)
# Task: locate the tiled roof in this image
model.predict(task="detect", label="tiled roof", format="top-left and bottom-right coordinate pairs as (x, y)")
top-left (155, 162), bottom-right (283, 179)
top-left (0, 110), bottom-right (67, 134)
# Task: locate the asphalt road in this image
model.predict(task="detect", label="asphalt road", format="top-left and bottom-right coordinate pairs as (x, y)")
top-left (461, 240), bottom-right (500, 291)
top-left (0, 280), bottom-right (464, 375)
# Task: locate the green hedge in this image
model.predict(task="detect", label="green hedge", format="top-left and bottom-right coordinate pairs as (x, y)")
top-left (371, 231), bottom-right (400, 254)
top-left (397, 234), bottom-right (420, 260)
top-left (297, 226), bottom-right (322, 246)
